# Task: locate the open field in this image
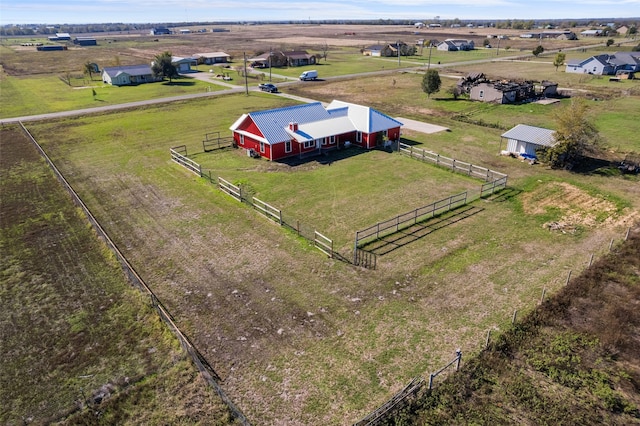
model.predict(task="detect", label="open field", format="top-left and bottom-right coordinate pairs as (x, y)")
top-left (0, 126), bottom-right (232, 425)
top-left (2, 23), bottom-right (640, 425)
top-left (21, 88), bottom-right (639, 424)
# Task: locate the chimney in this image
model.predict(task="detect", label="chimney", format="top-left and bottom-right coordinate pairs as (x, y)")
top-left (289, 122), bottom-right (298, 132)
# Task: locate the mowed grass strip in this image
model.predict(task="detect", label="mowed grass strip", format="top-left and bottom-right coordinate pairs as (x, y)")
top-left (0, 126), bottom-right (232, 425)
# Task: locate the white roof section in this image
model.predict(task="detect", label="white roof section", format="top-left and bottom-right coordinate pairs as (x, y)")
top-left (326, 100), bottom-right (403, 134)
top-left (501, 124), bottom-right (556, 147)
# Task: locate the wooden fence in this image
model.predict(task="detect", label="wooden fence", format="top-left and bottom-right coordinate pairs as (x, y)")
top-left (203, 132), bottom-right (235, 152)
top-left (252, 197), bottom-right (283, 225)
top-left (218, 177), bottom-right (242, 201)
top-left (171, 145), bottom-right (202, 176)
top-left (354, 192), bottom-right (468, 251)
top-left (398, 142), bottom-right (507, 183)
top-left (481, 175), bottom-right (508, 197)
top-left (21, 123), bottom-right (251, 426)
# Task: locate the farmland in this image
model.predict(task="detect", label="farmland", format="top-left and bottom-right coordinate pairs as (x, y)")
top-left (2, 23), bottom-right (640, 425)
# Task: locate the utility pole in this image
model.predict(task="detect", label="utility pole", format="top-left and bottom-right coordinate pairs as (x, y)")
top-left (397, 40), bottom-right (401, 66)
top-left (427, 42), bottom-right (433, 70)
top-left (243, 52), bottom-right (248, 95)
top-left (269, 48), bottom-right (272, 82)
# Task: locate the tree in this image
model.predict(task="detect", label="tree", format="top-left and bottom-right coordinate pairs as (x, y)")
top-left (319, 42), bottom-right (329, 63)
top-left (540, 99), bottom-right (603, 169)
top-left (83, 62), bottom-right (95, 81)
top-left (553, 52), bottom-right (566, 71)
top-left (532, 45), bottom-right (544, 56)
top-left (421, 69), bottom-right (441, 98)
top-left (606, 38), bottom-right (615, 47)
top-left (152, 51), bottom-right (178, 83)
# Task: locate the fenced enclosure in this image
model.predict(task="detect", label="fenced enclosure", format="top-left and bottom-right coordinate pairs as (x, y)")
top-left (203, 132), bottom-right (235, 152)
top-left (170, 148), bottom-right (336, 259)
top-left (481, 175), bottom-right (508, 197)
top-left (353, 248), bottom-right (377, 270)
top-left (354, 192), bottom-right (468, 252)
top-left (398, 142), bottom-right (507, 183)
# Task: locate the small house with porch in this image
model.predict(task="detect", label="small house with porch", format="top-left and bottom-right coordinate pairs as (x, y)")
top-left (102, 65), bottom-right (162, 86)
top-left (229, 101), bottom-right (403, 161)
top-left (501, 124), bottom-right (556, 158)
top-left (172, 56), bottom-right (197, 72)
top-left (193, 52), bottom-right (231, 64)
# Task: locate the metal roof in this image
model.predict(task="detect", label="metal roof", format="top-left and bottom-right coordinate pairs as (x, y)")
top-left (102, 64), bottom-right (153, 77)
top-left (326, 100), bottom-right (403, 133)
top-left (501, 124), bottom-right (556, 147)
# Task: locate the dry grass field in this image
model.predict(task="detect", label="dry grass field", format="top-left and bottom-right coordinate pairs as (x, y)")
top-left (2, 23), bottom-right (639, 425)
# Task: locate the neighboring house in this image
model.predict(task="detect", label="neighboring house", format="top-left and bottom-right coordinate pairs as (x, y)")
top-left (469, 80), bottom-right (536, 104)
top-left (150, 27), bottom-right (171, 35)
top-left (193, 52), bottom-right (231, 64)
top-left (617, 25), bottom-right (629, 35)
top-left (501, 124), bottom-right (556, 158)
top-left (437, 39), bottom-right (474, 51)
top-left (172, 56), bottom-right (197, 72)
top-left (580, 29), bottom-right (603, 37)
top-left (102, 65), bottom-right (162, 86)
top-left (414, 22), bottom-right (425, 29)
top-left (380, 42), bottom-right (414, 57)
top-left (539, 81), bottom-right (559, 97)
top-left (73, 37), bottom-right (97, 46)
top-left (283, 50), bottom-right (316, 67)
top-left (48, 32), bottom-right (71, 41)
top-left (362, 45), bottom-right (384, 56)
top-left (37, 45), bottom-right (67, 51)
top-left (229, 101), bottom-right (403, 161)
top-left (565, 52), bottom-right (640, 75)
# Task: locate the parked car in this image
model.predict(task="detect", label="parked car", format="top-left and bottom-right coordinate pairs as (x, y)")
top-left (258, 83), bottom-right (278, 93)
top-left (299, 70), bottom-right (318, 81)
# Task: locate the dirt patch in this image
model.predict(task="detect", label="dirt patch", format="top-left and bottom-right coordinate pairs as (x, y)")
top-left (521, 181), bottom-right (639, 231)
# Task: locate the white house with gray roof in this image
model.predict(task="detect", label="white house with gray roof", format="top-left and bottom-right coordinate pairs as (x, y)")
top-left (102, 64), bottom-right (162, 86)
top-left (566, 52), bottom-right (640, 76)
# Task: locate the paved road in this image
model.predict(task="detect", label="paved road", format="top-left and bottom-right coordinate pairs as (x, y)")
top-left (1, 40), bottom-right (613, 125)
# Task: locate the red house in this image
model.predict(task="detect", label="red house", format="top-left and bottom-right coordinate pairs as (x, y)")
top-left (229, 100), bottom-right (403, 161)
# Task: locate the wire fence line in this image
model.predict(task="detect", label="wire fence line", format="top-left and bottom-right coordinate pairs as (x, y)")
top-left (20, 123), bottom-right (251, 426)
top-left (354, 226), bottom-right (636, 426)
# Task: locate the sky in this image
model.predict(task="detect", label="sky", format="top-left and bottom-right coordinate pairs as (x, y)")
top-left (1, 0), bottom-right (639, 26)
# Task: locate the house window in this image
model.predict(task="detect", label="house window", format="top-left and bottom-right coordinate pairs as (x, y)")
top-left (321, 137), bottom-right (328, 146)
top-left (259, 142), bottom-right (265, 153)
top-left (330, 135), bottom-right (335, 144)
top-left (285, 140), bottom-right (292, 153)
top-left (303, 140), bottom-right (315, 149)
top-left (593, 67), bottom-right (597, 72)
top-left (356, 131), bottom-right (362, 143)
top-left (239, 134), bottom-right (244, 145)
top-left (479, 90), bottom-right (484, 98)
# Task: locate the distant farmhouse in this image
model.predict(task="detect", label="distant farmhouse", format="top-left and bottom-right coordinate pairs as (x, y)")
top-left (248, 50), bottom-right (316, 68)
top-left (73, 37), bottom-right (97, 46)
top-left (229, 101), bottom-right (403, 161)
top-left (102, 65), bottom-right (162, 86)
top-left (566, 52), bottom-right (640, 77)
top-left (437, 39), bottom-right (474, 51)
top-left (150, 27), bottom-right (171, 36)
top-left (47, 32), bottom-right (71, 41)
top-left (362, 42), bottom-right (415, 57)
top-left (193, 52), bottom-right (231, 65)
top-left (519, 31), bottom-right (577, 40)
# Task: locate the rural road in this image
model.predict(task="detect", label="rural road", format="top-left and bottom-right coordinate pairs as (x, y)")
top-left (1, 41), bottom-right (612, 125)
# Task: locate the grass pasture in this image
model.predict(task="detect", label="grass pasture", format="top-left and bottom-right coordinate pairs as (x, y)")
top-left (0, 126), bottom-right (232, 425)
top-left (19, 89), bottom-right (639, 424)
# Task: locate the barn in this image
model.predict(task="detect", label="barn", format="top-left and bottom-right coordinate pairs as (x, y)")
top-left (501, 124), bottom-right (556, 158)
top-left (229, 101), bottom-right (403, 161)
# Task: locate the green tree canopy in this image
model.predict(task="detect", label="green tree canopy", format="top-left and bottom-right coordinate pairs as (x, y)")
top-left (541, 99), bottom-right (603, 169)
top-left (553, 52), bottom-right (566, 71)
top-left (532, 45), bottom-right (544, 56)
top-left (421, 69), bottom-right (441, 98)
top-left (152, 51), bottom-right (179, 83)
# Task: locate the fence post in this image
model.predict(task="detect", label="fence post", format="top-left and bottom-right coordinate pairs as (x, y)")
top-left (609, 238), bottom-right (614, 251)
top-left (455, 350), bottom-right (462, 371)
top-left (428, 373), bottom-right (434, 390)
top-left (485, 329), bottom-right (491, 348)
top-left (625, 227), bottom-right (630, 241)
top-left (565, 270), bottom-right (572, 286)
top-left (279, 210), bottom-right (283, 226)
top-left (512, 309), bottom-right (518, 324)
top-left (540, 288), bottom-right (546, 305)
top-left (589, 253), bottom-right (594, 267)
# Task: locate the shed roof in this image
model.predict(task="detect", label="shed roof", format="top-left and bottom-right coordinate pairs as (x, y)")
top-left (501, 124), bottom-right (556, 147)
top-left (103, 64), bottom-right (153, 78)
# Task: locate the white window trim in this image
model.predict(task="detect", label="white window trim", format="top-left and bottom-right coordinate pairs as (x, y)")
top-left (285, 140), bottom-right (292, 153)
top-left (259, 141), bottom-right (265, 153)
top-left (356, 131), bottom-right (362, 143)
